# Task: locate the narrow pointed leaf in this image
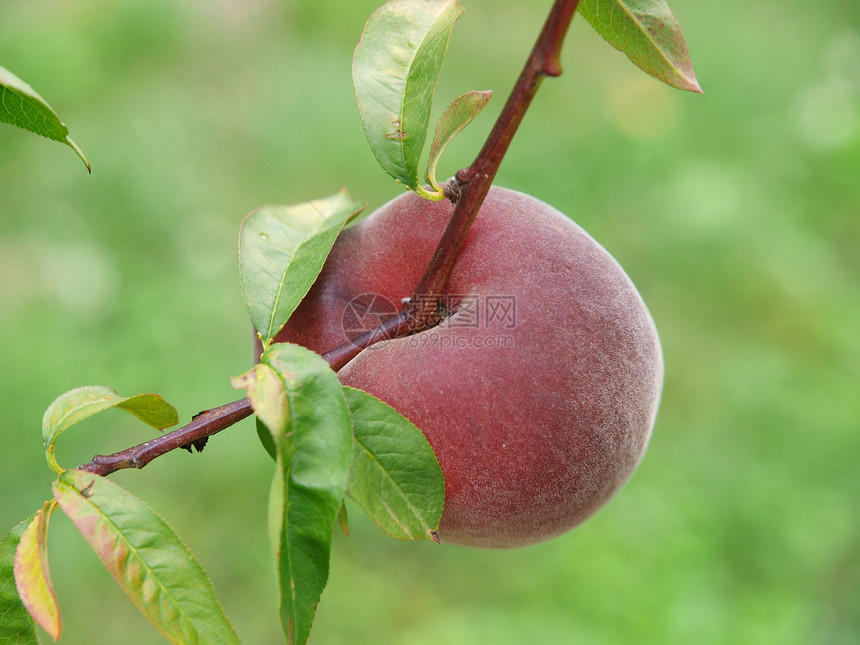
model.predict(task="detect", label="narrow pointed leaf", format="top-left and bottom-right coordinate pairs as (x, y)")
top-left (230, 363), bottom-right (289, 440)
top-left (578, 0), bottom-right (702, 93)
top-left (255, 418), bottom-right (277, 462)
top-left (335, 502), bottom-right (350, 538)
top-left (1, 513), bottom-right (43, 644)
top-left (42, 386), bottom-right (178, 473)
top-left (0, 65), bottom-right (91, 171)
top-left (53, 470), bottom-right (241, 645)
top-left (261, 343), bottom-right (353, 645)
top-left (344, 387), bottom-right (444, 541)
top-left (239, 191), bottom-right (363, 349)
top-left (426, 90), bottom-right (492, 190)
top-left (13, 502), bottom-right (60, 641)
top-left (353, 0), bottom-right (464, 188)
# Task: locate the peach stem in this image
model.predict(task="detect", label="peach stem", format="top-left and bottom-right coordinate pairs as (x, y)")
top-left (410, 0), bottom-right (579, 319)
top-left (324, 0), bottom-right (580, 367)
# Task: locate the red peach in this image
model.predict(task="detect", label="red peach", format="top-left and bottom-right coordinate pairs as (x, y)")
top-left (275, 186), bottom-right (663, 548)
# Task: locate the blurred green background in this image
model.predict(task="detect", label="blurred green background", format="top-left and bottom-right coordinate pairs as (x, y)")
top-left (2, 0), bottom-right (858, 643)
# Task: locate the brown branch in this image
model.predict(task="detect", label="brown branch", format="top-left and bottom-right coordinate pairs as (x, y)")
top-left (407, 0), bottom-right (580, 323)
top-left (77, 309), bottom-right (413, 475)
top-left (76, 0), bottom-right (581, 478)
top-left (79, 398), bottom-right (253, 476)
top-left (77, 310), bottom-right (412, 476)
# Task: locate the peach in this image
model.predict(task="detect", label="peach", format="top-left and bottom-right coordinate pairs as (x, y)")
top-left (275, 186), bottom-right (663, 548)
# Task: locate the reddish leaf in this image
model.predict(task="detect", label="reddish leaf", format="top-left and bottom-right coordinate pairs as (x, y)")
top-left (13, 501), bottom-right (60, 641)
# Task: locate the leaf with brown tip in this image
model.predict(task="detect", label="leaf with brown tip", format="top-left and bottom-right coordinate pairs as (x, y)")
top-left (579, 0), bottom-right (702, 93)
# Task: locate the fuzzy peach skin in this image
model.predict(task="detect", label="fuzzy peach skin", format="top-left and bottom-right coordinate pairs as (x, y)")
top-left (274, 186), bottom-right (663, 548)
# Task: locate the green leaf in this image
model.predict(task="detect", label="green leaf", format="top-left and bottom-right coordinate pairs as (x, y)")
top-left (42, 386), bottom-right (178, 475)
top-left (426, 89), bottom-right (492, 191)
top-left (255, 417), bottom-right (277, 462)
top-left (12, 502), bottom-right (59, 641)
top-left (578, 0), bottom-right (702, 93)
top-left (53, 470), bottom-right (241, 645)
top-left (1, 513), bottom-right (42, 644)
top-left (0, 65), bottom-right (91, 171)
top-left (353, 0), bottom-right (464, 190)
top-left (335, 501), bottom-right (349, 538)
top-left (344, 387), bottom-right (444, 542)
top-left (230, 363), bottom-right (289, 440)
top-left (239, 191), bottom-right (363, 349)
top-left (261, 343), bottom-right (353, 645)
